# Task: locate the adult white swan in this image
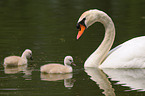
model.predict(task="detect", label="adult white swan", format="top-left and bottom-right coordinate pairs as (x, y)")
top-left (76, 9), bottom-right (145, 68)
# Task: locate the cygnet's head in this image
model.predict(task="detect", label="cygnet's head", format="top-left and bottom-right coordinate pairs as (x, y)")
top-left (22, 49), bottom-right (33, 60)
top-left (64, 56), bottom-right (75, 66)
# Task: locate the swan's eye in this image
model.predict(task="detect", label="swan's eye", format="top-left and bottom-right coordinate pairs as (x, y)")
top-left (80, 18), bottom-right (86, 25)
top-left (76, 18), bottom-right (86, 30)
top-left (76, 23), bottom-right (80, 30)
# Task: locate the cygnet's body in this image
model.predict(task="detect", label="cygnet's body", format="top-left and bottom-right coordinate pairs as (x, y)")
top-left (4, 49), bottom-right (33, 66)
top-left (40, 56), bottom-right (75, 74)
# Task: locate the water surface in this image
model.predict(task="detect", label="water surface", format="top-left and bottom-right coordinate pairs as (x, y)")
top-left (0, 0), bottom-right (145, 96)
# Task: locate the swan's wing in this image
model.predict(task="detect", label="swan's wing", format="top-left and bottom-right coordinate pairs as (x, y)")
top-left (105, 36), bottom-right (145, 59)
top-left (101, 44), bottom-right (122, 63)
top-left (107, 45), bottom-right (122, 57)
top-left (100, 36), bottom-right (145, 68)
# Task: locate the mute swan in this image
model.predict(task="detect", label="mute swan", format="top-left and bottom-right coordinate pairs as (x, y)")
top-left (4, 49), bottom-right (33, 66)
top-left (40, 56), bottom-right (75, 73)
top-left (76, 9), bottom-right (145, 68)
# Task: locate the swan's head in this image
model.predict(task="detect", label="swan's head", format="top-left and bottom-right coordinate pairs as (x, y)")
top-left (22, 49), bottom-right (33, 60)
top-left (64, 56), bottom-right (76, 66)
top-left (76, 9), bottom-right (104, 39)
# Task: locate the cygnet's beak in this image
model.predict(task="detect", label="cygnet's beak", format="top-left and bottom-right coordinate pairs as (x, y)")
top-left (30, 56), bottom-right (33, 60)
top-left (71, 62), bottom-right (76, 66)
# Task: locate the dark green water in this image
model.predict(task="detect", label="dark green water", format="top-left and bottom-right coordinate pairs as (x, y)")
top-left (0, 0), bottom-right (145, 96)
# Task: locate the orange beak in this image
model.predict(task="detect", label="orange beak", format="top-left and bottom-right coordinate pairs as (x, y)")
top-left (77, 24), bottom-right (86, 39)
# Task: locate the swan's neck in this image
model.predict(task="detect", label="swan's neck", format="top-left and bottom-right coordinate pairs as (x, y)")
top-left (84, 13), bottom-right (115, 67)
top-left (21, 52), bottom-right (27, 60)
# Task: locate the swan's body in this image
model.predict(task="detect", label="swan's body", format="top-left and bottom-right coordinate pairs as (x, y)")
top-left (100, 36), bottom-right (145, 68)
top-left (4, 49), bottom-right (33, 66)
top-left (40, 56), bottom-right (75, 73)
top-left (76, 9), bottom-right (145, 68)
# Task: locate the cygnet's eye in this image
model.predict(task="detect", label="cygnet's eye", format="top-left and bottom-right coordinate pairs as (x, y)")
top-left (69, 60), bottom-right (73, 62)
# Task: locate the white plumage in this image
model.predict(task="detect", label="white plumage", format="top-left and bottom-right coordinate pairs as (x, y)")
top-left (100, 36), bottom-right (145, 68)
top-left (76, 9), bottom-right (145, 68)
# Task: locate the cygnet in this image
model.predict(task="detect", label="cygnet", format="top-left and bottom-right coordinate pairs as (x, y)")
top-left (4, 49), bottom-right (33, 66)
top-left (40, 56), bottom-right (75, 74)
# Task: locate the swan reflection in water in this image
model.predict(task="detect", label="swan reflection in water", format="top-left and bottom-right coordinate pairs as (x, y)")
top-left (85, 68), bottom-right (145, 96)
top-left (85, 68), bottom-right (115, 96)
top-left (41, 73), bottom-right (75, 88)
top-left (102, 68), bottom-right (145, 91)
top-left (4, 65), bottom-right (33, 79)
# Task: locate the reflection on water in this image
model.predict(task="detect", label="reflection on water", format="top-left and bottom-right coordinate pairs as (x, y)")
top-left (4, 65), bottom-right (26, 74)
top-left (85, 68), bottom-right (115, 96)
top-left (41, 73), bottom-right (72, 81)
top-left (4, 65), bottom-right (33, 80)
top-left (102, 69), bottom-right (145, 92)
top-left (41, 73), bottom-right (75, 88)
top-left (5, 65), bottom-right (28, 74)
top-left (85, 68), bottom-right (145, 95)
